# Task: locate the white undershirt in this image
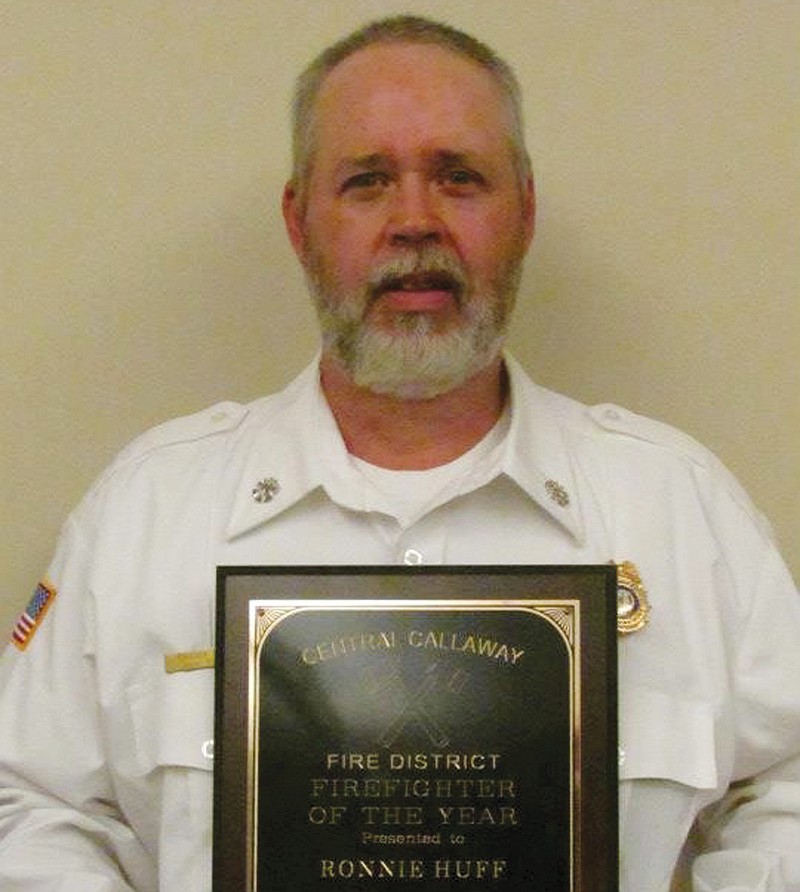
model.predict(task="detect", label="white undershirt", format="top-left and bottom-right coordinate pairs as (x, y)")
top-left (349, 409), bottom-right (511, 528)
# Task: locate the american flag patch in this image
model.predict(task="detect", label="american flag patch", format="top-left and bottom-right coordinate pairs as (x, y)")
top-left (11, 580), bottom-right (57, 651)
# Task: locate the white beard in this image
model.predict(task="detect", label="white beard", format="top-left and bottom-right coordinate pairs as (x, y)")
top-left (306, 244), bottom-right (523, 399)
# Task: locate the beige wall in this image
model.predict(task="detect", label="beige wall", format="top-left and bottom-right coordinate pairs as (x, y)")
top-left (2, 1), bottom-right (798, 635)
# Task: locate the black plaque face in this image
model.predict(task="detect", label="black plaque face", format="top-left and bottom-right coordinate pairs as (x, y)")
top-left (214, 567), bottom-right (618, 892)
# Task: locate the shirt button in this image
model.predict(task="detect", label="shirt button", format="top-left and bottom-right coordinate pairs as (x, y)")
top-left (403, 549), bottom-right (423, 566)
top-left (202, 739), bottom-right (215, 760)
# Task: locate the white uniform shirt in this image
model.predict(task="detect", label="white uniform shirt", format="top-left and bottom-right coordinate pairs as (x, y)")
top-left (1, 356), bottom-right (799, 892)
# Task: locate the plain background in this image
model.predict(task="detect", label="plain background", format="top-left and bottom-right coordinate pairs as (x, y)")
top-left (2, 1), bottom-right (798, 637)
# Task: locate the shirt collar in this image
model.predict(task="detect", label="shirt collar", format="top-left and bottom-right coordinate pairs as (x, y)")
top-left (225, 359), bottom-right (340, 541)
top-left (500, 355), bottom-right (585, 542)
top-left (225, 354), bottom-right (584, 543)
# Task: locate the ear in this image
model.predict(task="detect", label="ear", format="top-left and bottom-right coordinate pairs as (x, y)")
top-left (282, 180), bottom-right (307, 261)
top-left (522, 172), bottom-right (536, 247)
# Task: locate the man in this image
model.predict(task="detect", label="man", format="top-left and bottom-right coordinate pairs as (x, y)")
top-left (0, 14), bottom-right (798, 892)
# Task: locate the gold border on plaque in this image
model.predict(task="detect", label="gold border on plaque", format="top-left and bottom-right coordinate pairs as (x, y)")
top-left (247, 599), bottom-right (581, 892)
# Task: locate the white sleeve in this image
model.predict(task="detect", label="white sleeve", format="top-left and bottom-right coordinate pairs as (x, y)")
top-left (693, 545), bottom-right (800, 892)
top-left (693, 850), bottom-right (785, 892)
top-left (0, 516), bottom-right (155, 891)
top-left (691, 757), bottom-right (800, 892)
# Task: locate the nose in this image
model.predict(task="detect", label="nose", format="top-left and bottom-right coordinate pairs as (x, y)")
top-left (386, 175), bottom-right (443, 246)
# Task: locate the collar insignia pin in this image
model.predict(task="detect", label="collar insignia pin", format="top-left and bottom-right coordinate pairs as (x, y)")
top-left (545, 479), bottom-right (570, 507)
top-left (252, 477), bottom-right (280, 504)
top-left (615, 560), bottom-right (650, 635)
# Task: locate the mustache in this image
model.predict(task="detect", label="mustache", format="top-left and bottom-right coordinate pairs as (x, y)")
top-left (367, 248), bottom-right (467, 300)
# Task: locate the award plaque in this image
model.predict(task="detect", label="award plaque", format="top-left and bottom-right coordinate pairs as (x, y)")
top-left (213, 566), bottom-right (618, 891)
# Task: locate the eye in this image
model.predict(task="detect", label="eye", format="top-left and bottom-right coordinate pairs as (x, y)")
top-left (439, 167), bottom-right (486, 193)
top-left (447, 169), bottom-right (475, 184)
top-left (340, 171), bottom-right (390, 198)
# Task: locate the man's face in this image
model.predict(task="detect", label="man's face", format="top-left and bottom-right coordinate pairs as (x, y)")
top-left (284, 42), bottom-right (535, 399)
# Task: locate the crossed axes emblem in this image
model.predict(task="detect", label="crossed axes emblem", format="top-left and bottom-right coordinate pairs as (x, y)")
top-left (364, 661), bottom-right (468, 749)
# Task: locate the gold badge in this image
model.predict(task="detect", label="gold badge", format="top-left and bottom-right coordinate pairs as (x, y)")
top-left (615, 561), bottom-right (650, 635)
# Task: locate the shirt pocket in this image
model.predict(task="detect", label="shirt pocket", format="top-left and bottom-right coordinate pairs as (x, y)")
top-left (619, 686), bottom-right (718, 789)
top-left (127, 667), bottom-right (215, 854)
top-left (129, 668), bottom-right (215, 772)
top-left (618, 686), bottom-right (719, 892)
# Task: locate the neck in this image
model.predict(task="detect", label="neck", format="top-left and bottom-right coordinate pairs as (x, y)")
top-left (320, 353), bottom-right (508, 470)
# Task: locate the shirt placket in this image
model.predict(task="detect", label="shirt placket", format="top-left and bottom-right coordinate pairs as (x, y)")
top-left (392, 512), bottom-right (448, 565)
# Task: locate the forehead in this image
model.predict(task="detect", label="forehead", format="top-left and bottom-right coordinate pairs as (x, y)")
top-left (311, 42), bottom-right (514, 163)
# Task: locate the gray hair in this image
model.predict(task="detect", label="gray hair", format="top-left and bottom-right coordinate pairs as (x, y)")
top-left (290, 15), bottom-right (531, 199)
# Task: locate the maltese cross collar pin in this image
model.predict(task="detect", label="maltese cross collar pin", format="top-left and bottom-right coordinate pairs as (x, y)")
top-left (252, 477), bottom-right (281, 504)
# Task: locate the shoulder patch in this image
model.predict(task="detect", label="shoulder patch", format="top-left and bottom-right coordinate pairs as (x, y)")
top-left (11, 579), bottom-right (57, 651)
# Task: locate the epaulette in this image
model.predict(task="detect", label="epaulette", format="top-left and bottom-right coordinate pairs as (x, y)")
top-left (587, 403), bottom-right (717, 468)
top-left (587, 402), bottom-right (766, 528)
top-left (113, 401), bottom-right (249, 465)
top-left (69, 401), bottom-right (252, 519)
